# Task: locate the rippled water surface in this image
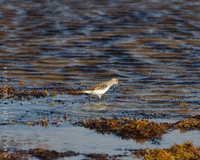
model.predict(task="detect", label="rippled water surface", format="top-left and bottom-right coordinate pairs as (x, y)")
top-left (1, 0), bottom-right (200, 158)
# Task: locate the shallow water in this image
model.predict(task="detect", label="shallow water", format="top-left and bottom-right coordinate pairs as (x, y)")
top-left (1, 125), bottom-right (200, 155)
top-left (0, 0), bottom-right (200, 158)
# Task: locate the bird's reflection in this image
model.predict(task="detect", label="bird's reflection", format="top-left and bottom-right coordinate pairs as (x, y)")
top-left (82, 102), bottom-right (109, 111)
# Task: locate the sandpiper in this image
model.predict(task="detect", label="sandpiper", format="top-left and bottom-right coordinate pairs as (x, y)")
top-left (79, 78), bottom-right (119, 100)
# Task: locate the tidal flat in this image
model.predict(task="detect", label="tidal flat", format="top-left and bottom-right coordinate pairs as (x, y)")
top-left (1, 0), bottom-right (200, 159)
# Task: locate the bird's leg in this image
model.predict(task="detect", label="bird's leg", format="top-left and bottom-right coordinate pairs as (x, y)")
top-left (98, 98), bottom-right (101, 103)
top-left (98, 96), bottom-right (102, 103)
top-left (113, 85), bottom-right (116, 91)
top-left (88, 95), bottom-right (91, 103)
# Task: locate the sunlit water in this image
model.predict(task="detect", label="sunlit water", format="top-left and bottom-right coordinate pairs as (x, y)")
top-left (0, 0), bottom-right (200, 157)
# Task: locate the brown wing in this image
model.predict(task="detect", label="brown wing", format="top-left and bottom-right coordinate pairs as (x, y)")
top-left (89, 82), bottom-right (108, 90)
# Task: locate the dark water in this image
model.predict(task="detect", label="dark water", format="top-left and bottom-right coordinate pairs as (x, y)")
top-left (0, 0), bottom-right (200, 158)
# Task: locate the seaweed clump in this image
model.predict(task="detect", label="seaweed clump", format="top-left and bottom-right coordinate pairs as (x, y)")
top-left (0, 85), bottom-right (48, 100)
top-left (75, 117), bottom-right (200, 143)
top-left (173, 118), bottom-right (200, 132)
top-left (0, 150), bottom-right (29, 160)
top-left (76, 117), bottom-right (168, 142)
top-left (133, 141), bottom-right (200, 160)
top-left (0, 148), bottom-right (124, 160)
top-left (0, 85), bottom-right (81, 100)
top-left (27, 117), bottom-right (49, 127)
top-left (29, 148), bottom-right (79, 159)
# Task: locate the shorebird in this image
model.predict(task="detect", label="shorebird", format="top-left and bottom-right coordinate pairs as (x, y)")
top-left (79, 78), bottom-right (119, 100)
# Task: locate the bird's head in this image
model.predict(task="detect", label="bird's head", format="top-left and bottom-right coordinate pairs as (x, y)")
top-left (111, 78), bottom-right (119, 85)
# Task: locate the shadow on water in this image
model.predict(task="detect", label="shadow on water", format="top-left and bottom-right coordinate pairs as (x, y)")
top-left (0, 0), bottom-right (200, 158)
